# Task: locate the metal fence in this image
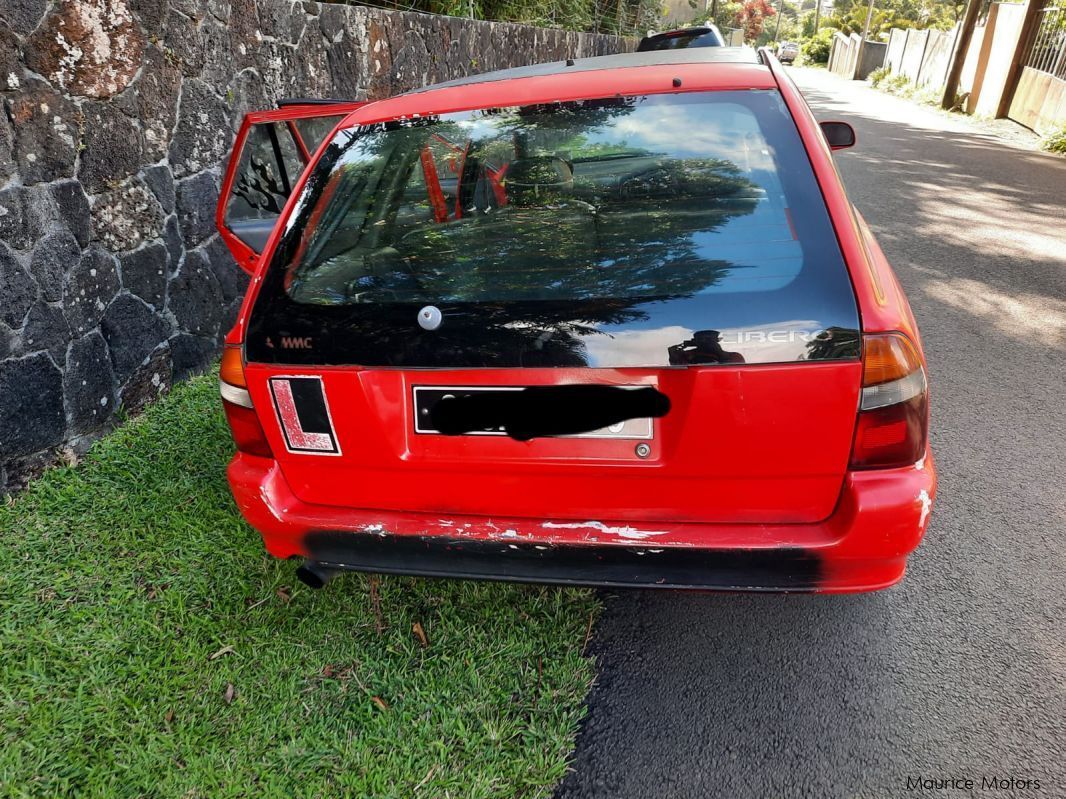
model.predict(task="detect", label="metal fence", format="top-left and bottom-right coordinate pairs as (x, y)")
top-left (1025, 5), bottom-right (1066, 80)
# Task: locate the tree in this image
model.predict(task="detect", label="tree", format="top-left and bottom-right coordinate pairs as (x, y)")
top-left (695, 0), bottom-right (744, 33)
top-left (802, 26), bottom-right (837, 63)
top-left (822, 0), bottom-right (967, 37)
top-left (734, 0), bottom-right (778, 42)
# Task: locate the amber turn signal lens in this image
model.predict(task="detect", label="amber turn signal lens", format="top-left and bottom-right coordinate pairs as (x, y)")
top-left (220, 345), bottom-right (247, 388)
top-left (862, 333), bottom-right (922, 387)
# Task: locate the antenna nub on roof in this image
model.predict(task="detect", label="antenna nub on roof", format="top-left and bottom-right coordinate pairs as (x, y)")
top-left (672, 77), bottom-right (683, 88)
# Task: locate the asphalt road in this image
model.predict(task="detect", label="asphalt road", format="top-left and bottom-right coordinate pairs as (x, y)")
top-left (556, 67), bottom-right (1066, 799)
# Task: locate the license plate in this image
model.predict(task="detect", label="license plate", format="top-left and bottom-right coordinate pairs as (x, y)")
top-left (412, 386), bottom-right (654, 439)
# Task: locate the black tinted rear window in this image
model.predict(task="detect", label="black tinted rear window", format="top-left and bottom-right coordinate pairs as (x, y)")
top-left (247, 91), bottom-right (859, 368)
top-left (638, 30), bottom-right (724, 51)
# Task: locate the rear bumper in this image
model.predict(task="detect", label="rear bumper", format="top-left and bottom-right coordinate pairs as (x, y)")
top-left (227, 452), bottom-right (936, 593)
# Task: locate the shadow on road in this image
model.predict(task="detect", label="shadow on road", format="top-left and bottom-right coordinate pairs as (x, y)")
top-left (556, 72), bottom-right (1066, 799)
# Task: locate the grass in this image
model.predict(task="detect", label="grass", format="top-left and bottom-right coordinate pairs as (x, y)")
top-left (1041, 123), bottom-right (1066, 154)
top-left (867, 67), bottom-right (946, 107)
top-left (0, 375), bottom-right (599, 798)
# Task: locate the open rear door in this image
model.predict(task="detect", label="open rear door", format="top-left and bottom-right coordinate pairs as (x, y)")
top-left (217, 102), bottom-right (365, 274)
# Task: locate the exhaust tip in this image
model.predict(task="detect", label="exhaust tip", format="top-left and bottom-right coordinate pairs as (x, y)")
top-left (296, 561), bottom-right (339, 589)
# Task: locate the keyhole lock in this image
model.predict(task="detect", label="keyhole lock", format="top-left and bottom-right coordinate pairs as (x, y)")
top-left (418, 306), bottom-right (442, 331)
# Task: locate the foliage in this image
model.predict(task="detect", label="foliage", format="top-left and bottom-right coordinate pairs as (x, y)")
top-left (701, 0), bottom-right (744, 32)
top-left (868, 65), bottom-right (893, 86)
top-left (868, 68), bottom-right (943, 107)
top-left (734, 0), bottom-right (778, 44)
top-left (799, 9), bottom-right (819, 38)
top-left (0, 374), bottom-right (599, 798)
top-left (1040, 123), bottom-right (1066, 154)
top-left (821, 0), bottom-right (965, 38)
top-left (692, 0), bottom-right (777, 43)
top-left (792, 0), bottom-right (965, 62)
top-left (764, 1), bottom-right (804, 46)
top-left (802, 26), bottom-right (838, 64)
top-left (879, 72), bottom-right (916, 94)
top-left (351, 0), bottom-right (661, 35)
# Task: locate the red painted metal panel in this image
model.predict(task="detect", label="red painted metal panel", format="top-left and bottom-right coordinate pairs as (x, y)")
top-left (243, 360), bottom-right (863, 525)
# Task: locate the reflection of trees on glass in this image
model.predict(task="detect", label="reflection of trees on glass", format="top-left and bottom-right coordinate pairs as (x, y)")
top-left (249, 92), bottom-right (863, 369)
top-left (269, 99), bottom-right (772, 367)
top-left (354, 156), bottom-right (760, 299)
top-left (383, 160), bottom-right (758, 367)
top-left (489, 97), bottom-right (639, 139)
top-left (803, 326), bottom-right (861, 360)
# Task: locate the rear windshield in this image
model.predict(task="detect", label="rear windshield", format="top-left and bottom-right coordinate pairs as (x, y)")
top-left (247, 91), bottom-right (860, 368)
top-left (639, 31), bottom-right (723, 50)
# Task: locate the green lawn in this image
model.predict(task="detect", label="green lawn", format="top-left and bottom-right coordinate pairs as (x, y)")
top-left (0, 375), bottom-right (598, 798)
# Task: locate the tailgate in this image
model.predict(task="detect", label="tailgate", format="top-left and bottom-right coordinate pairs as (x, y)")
top-left (238, 88), bottom-right (867, 526)
top-left (245, 362), bottom-right (862, 525)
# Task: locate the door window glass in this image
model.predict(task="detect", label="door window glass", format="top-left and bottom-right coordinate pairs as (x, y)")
top-left (294, 115), bottom-right (347, 153)
top-left (225, 122), bottom-right (304, 252)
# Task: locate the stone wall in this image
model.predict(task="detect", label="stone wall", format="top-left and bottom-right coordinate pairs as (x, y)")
top-left (0, 0), bottom-right (627, 490)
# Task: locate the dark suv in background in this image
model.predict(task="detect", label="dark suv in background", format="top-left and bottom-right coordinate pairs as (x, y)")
top-left (637, 26), bottom-right (726, 51)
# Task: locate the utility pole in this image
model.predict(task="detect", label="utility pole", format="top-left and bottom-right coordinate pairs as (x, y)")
top-left (813, 0), bottom-right (822, 35)
top-left (860, 0), bottom-right (876, 42)
top-left (854, 0), bottom-right (876, 79)
top-left (774, 0), bottom-right (785, 41)
top-left (942, 0), bottom-right (982, 109)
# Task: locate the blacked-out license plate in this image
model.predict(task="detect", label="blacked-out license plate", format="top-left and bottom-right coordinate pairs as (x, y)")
top-left (412, 386), bottom-right (654, 439)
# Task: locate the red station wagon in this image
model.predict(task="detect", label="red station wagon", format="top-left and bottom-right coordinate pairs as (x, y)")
top-left (216, 48), bottom-right (936, 593)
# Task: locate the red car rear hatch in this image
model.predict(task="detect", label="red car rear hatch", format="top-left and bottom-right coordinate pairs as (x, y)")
top-left (220, 87), bottom-right (864, 528)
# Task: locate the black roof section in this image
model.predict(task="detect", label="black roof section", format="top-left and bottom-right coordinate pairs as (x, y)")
top-left (405, 47), bottom-right (762, 95)
top-left (277, 97), bottom-right (355, 107)
top-left (642, 26), bottom-right (717, 37)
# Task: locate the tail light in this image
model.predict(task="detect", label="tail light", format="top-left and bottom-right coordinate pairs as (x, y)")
top-left (219, 345), bottom-right (273, 458)
top-left (850, 333), bottom-right (928, 469)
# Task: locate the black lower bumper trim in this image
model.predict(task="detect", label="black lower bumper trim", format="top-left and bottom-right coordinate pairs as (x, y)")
top-left (302, 531), bottom-right (822, 591)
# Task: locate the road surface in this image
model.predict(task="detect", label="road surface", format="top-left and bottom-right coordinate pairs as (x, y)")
top-left (557, 67), bottom-right (1066, 799)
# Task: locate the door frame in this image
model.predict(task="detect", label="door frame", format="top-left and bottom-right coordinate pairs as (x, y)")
top-left (216, 103), bottom-right (366, 275)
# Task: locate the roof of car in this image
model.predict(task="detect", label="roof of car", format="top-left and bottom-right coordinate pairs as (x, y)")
top-left (343, 47), bottom-right (772, 128)
top-left (404, 47), bottom-right (762, 94)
